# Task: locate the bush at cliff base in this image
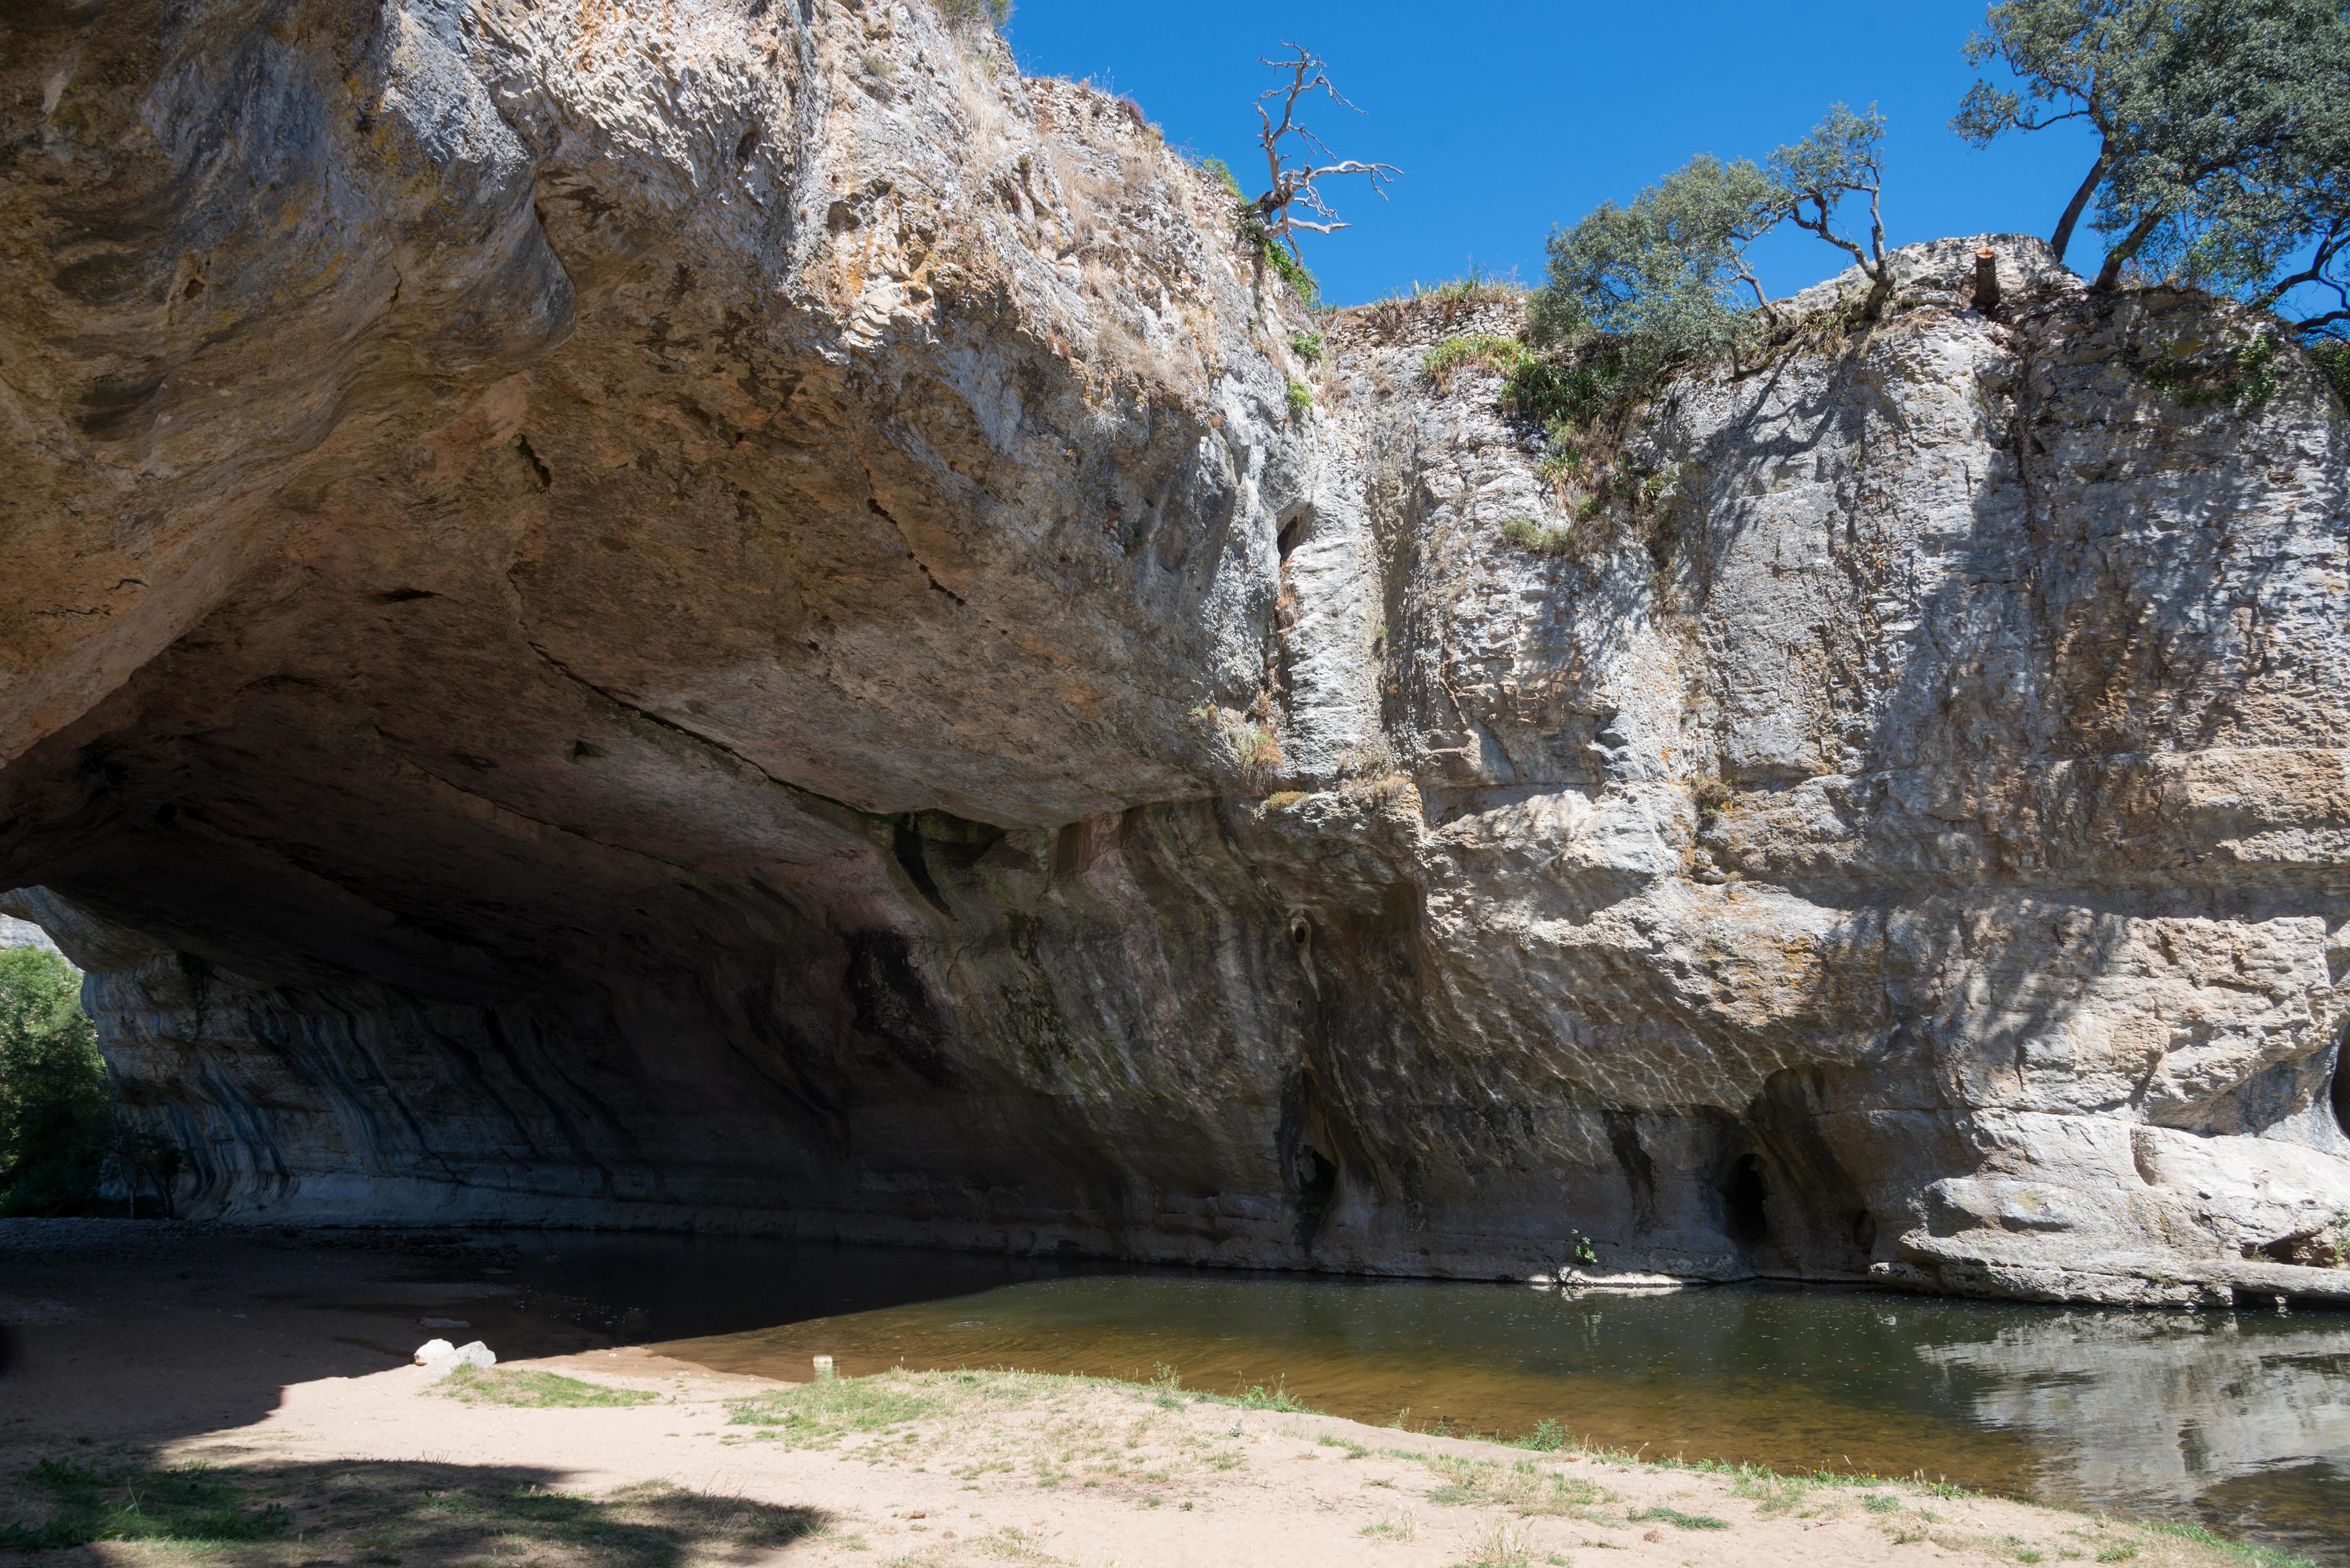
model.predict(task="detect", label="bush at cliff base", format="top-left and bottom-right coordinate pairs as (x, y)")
top-left (0, 946), bottom-right (109, 1215)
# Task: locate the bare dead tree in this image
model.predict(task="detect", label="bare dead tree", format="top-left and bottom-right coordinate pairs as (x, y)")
top-left (1247, 42), bottom-right (1400, 257)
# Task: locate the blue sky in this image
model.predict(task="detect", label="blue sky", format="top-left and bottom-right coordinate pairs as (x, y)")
top-left (1000, 1), bottom-right (2104, 307)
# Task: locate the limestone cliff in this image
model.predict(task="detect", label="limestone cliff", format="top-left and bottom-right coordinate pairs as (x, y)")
top-left (2, 0), bottom-right (2345, 1306)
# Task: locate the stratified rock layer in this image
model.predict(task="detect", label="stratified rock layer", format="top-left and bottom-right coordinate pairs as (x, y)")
top-left (2, 0), bottom-right (2345, 1305)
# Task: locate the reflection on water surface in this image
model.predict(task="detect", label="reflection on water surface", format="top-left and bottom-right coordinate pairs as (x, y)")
top-left (494, 1236), bottom-right (2349, 1563)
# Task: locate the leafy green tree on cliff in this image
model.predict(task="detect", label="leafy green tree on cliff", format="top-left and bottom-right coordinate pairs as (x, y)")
top-left (1769, 103), bottom-right (1896, 314)
top-left (1956, 0), bottom-right (2350, 327)
top-left (1530, 104), bottom-right (1896, 397)
top-left (1529, 154), bottom-right (1782, 365)
top-left (0, 945), bottom-right (109, 1214)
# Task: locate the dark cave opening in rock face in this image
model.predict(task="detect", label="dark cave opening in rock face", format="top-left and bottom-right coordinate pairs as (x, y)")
top-left (1723, 1155), bottom-right (1771, 1249)
top-left (1291, 1145), bottom-right (1338, 1248)
top-left (2332, 1042), bottom-right (2350, 1139)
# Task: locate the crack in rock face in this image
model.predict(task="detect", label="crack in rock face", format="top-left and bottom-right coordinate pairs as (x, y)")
top-left (3, 2), bottom-right (2347, 1306)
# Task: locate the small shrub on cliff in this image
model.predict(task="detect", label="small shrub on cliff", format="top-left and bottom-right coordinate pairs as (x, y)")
top-left (931, 0), bottom-right (1011, 28)
top-left (1196, 156), bottom-right (1245, 203)
top-left (2142, 330), bottom-right (2285, 411)
top-left (1503, 345), bottom-right (1628, 432)
top-left (1190, 704), bottom-right (1283, 793)
top-left (1411, 266), bottom-right (1519, 309)
top-left (0, 946), bottom-right (107, 1216)
top-left (1498, 516), bottom-right (1574, 558)
top-left (1248, 219), bottom-right (1321, 306)
top-left (1421, 334), bottom-right (1531, 392)
top-left (1535, 449), bottom-right (1583, 487)
top-left (1196, 154), bottom-right (1325, 302)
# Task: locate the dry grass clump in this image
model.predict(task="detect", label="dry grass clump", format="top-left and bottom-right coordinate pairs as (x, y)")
top-left (1188, 703), bottom-right (1283, 793)
top-left (1412, 1452), bottom-right (1614, 1518)
top-left (1421, 333), bottom-right (1533, 392)
top-left (1498, 515), bottom-right (1575, 557)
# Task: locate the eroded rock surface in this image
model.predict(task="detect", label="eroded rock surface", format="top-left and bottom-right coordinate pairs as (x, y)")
top-left (2, 0), bottom-right (2345, 1304)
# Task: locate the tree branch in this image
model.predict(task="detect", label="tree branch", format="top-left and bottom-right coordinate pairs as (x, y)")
top-left (1247, 42), bottom-right (1399, 262)
top-left (2050, 146), bottom-right (2108, 265)
top-left (2093, 210), bottom-right (2165, 290)
top-left (2015, 106), bottom-right (2092, 131)
top-left (2252, 227), bottom-right (2348, 310)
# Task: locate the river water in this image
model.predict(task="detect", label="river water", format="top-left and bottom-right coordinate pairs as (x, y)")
top-left (491, 1235), bottom-right (2350, 1563)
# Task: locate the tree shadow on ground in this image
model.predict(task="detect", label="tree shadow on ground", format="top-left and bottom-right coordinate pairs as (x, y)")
top-left (0, 1450), bottom-right (831, 1566)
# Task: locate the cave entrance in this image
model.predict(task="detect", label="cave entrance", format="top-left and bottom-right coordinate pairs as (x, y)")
top-left (1276, 508), bottom-right (1310, 562)
top-left (1722, 1154), bottom-right (1770, 1247)
top-left (2331, 1038), bottom-right (2349, 1139)
top-left (1291, 1142), bottom-right (1338, 1247)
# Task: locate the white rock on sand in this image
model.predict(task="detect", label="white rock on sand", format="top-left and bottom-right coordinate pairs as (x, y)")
top-left (412, 1339), bottom-right (497, 1378)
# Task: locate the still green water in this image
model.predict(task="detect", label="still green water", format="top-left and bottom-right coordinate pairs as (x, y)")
top-left (495, 1236), bottom-right (2349, 1563)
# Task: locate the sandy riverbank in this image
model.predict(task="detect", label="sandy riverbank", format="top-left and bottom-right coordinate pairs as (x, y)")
top-left (0, 1224), bottom-right (2314, 1567)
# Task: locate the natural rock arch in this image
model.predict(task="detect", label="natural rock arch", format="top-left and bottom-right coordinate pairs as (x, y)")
top-left (0, 2), bottom-right (2345, 1308)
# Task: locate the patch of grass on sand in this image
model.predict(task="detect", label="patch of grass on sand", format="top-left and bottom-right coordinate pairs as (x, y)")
top-left (1417, 1454), bottom-right (1611, 1517)
top-left (0, 1459), bottom-right (290, 1548)
top-left (724, 1369), bottom-right (1040, 1451)
top-left (0, 1457), bottom-right (822, 1566)
top-left (2133, 1522), bottom-right (2319, 1568)
top-left (727, 1377), bottom-right (943, 1448)
top-left (1455, 1517), bottom-right (1536, 1566)
top-left (1627, 1503), bottom-right (1730, 1530)
top-left (966, 1523), bottom-right (1059, 1561)
top-left (438, 1366), bottom-right (659, 1408)
top-left (1227, 1377), bottom-right (1309, 1412)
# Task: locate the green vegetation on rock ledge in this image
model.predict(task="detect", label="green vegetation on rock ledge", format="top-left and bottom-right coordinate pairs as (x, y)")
top-left (930, 0), bottom-right (1011, 29)
top-left (1421, 334), bottom-right (1531, 391)
top-left (2140, 330), bottom-right (2286, 411)
top-left (1499, 516), bottom-right (1574, 558)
